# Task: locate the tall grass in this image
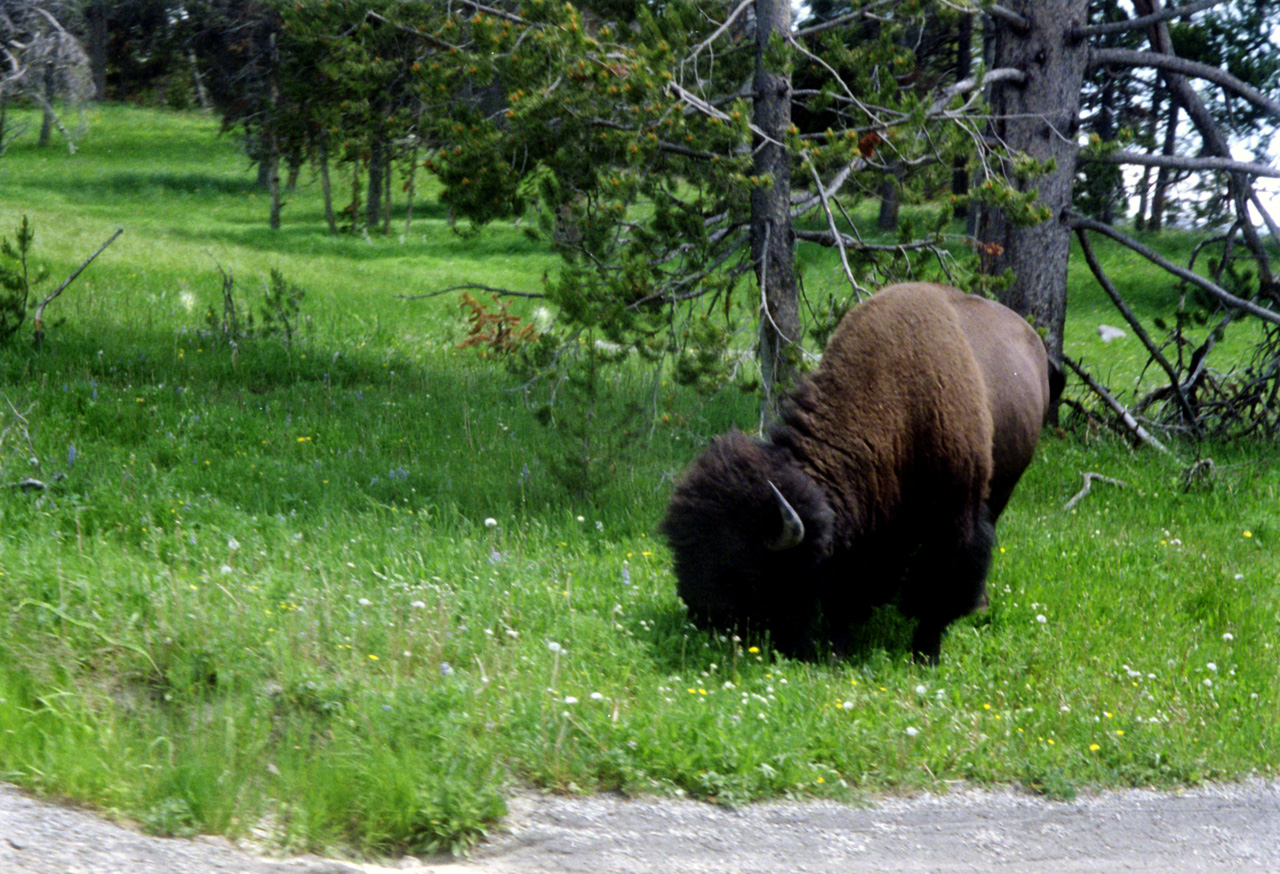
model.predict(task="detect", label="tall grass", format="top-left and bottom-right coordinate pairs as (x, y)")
top-left (1, 105), bottom-right (1277, 859)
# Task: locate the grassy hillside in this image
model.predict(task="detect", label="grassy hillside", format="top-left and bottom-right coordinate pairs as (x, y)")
top-left (1, 105), bottom-right (1277, 858)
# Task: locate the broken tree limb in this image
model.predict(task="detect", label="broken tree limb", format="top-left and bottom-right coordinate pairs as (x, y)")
top-left (33, 227), bottom-right (123, 350)
top-left (1075, 228), bottom-right (1201, 436)
top-left (1067, 215), bottom-right (1280, 327)
top-left (1063, 471), bottom-right (1130, 512)
top-left (1063, 355), bottom-right (1170, 453)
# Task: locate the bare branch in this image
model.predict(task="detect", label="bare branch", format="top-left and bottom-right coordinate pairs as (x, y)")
top-left (1069, 0), bottom-right (1220, 40)
top-left (1069, 214), bottom-right (1280, 326)
top-left (1063, 472), bottom-right (1130, 512)
top-left (1074, 228), bottom-right (1201, 434)
top-left (1084, 150), bottom-right (1280, 180)
top-left (398, 283), bottom-right (546, 302)
top-left (1064, 356), bottom-right (1170, 453)
top-left (33, 227), bottom-right (124, 350)
top-left (1090, 47), bottom-right (1280, 122)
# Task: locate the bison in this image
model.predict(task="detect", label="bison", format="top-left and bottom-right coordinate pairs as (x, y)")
top-left (660, 282), bottom-right (1053, 664)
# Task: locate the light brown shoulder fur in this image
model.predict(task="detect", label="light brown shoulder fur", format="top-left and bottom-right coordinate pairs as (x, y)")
top-left (772, 283), bottom-right (994, 544)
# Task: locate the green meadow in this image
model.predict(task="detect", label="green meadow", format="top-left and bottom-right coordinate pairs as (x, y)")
top-left (1, 105), bottom-right (1277, 858)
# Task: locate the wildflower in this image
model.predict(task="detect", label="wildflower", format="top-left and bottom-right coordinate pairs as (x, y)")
top-left (748, 646), bottom-right (760, 654)
top-left (842, 701), bottom-right (854, 711)
top-left (1206, 662), bottom-right (1217, 672)
top-left (547, 641), bottom-right (563, 653)
top-left (219, 565), bottom-right (233, 575)
top-left (1203, 678), bottom-right (1214, 688)
top-left (590, 692), bottom-right (605, 701)
top-left (915, 685), bottom-right (927, 696)
top-left (576, 515), bottom-right (585, 523)
top-left (1090, 743), bottom-right (1100, 752)
top-left (1223, 632), bottom-right (1235, 642)
top-left (485, 517), bottom-right (498, 528)
top-left (564, 696), bottom-right (579, 705)
top-left (1243, 530), bottom-right (1252, 538)
top-left (621, 562), bottom-right (632, 586)
top-left (905, 726), bottom-right (919, 737)
top-left (227, 536), bottom-right (241, 551)
top-left (358, 598), bottom-right (372, 607)
top-left (410, 600), bottom-right (427, 609)
top-left (368, 654), bottom-right (379, 661)
top-left (1036, 614), bottom-right (1047, 624)
top-left (440, 662), bottom-right (453, 676)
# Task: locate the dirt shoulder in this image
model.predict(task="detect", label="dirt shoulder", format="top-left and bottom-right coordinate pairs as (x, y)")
top-left (3, 779), bottom-right (1278, 873)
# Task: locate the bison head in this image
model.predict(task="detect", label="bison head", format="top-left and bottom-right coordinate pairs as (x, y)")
top-left (660, 431), bottom-right (835, 654)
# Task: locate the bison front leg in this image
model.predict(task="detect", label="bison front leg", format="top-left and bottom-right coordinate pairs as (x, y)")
top-left (901, 506), bottom-right (996, 665)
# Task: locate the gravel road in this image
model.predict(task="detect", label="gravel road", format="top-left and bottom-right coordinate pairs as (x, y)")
top-left (3, 779), bottom-right (1278, 873)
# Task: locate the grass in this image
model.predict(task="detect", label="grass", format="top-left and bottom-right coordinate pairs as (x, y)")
top-left (1, 104), bottom-right (1278, 859)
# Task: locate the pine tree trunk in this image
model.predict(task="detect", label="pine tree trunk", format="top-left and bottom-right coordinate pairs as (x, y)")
top-left (318, 137), bottom-right (337, 234)
top-left (751, 0), bottom-right (800, 421)
top-left (1149, 99), bottom-right (1178, 232)
top-left (367, 138), bottom-right (387, 231)
top-left (977, 0), bottom-right (1090, 375)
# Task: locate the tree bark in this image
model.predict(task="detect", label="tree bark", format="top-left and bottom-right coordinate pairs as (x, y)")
top-left (751, 0), bottom-right (800, 421)
top-left (1149, 97), bottom-right (1178, 231)
top-left (367, 137), bottom-right (387, 232)
top-left (977, 0), bottom-right (1090, 374)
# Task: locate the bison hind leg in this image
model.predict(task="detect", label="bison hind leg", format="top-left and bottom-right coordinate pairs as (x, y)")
top-left (903, 505), bottom-right (996, 665)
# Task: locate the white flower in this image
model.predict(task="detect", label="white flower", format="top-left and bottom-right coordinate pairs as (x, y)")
top-left (1206, 662), bottom-right (1218, 672)
top-left (227, 536), bottom-right (240, 551)
top-left (358, 598), bottom-right (372, 607)
top-left (547, 641), bottom-right (563, 653)
top-left (440, 662), bottom-right (453, 676)
top-left (219, 565), bottom-right (233, 575)
top-left (905, 726), bottom-right (920, 737)
top-left (1203, 678), bottom-right (1214, 688)
top-left (1223, 633), bottom-right (1235, 642)
top-left (1036, 614), bottom-right (1047, 624)
top-left (590, 692), bottom-right (605, 702)
top-left (410, 600), bottom-right (426, 609)
top-left (576, 515), bottom-right (585, 523)
top-left (484, 517), bottom-right (498, 528)
top-left (842, 701), bottom-right (854, 711)
top-left (563, 696), bottom-right (579, 705)
top-left (915, 684), bottom-right (927, 696)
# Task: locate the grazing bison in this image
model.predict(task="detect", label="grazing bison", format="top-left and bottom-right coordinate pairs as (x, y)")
top-left (661, 282), bottom-right (1053, 664)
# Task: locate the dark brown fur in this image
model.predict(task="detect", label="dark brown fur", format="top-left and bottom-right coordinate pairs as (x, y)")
top-left (661, 283), bottom-right (1051, 663)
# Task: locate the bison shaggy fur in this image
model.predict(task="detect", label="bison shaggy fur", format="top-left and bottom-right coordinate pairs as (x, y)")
top-left (660, 282), bottom-right (1053, 663)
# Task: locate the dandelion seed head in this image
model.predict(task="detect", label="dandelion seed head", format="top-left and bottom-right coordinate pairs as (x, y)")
top-left (484, 517), bottom-right (498, 528)
top-left (1036, 614), bottom-right (1047, 624)
top-left (1223, 632), bottom-right (1234, 642)
top-left (547, 641), bottom-right (563, 653)
top-left (842, 701), bottom-right (854, 711)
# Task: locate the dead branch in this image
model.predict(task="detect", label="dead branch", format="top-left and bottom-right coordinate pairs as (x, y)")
top-left (1090, 48), bottom-right (1280, 122)
top-left (1068, 215), bottom-right (1280, 326)
top-left (1074, 227), bottom-right (1201, 435)
top-left (1063, 472), bottom-right (1129, 512)
top-left (1085, 150), bottom-right (1280, 180)
top-left (1064, 355), bottom-right (1170, 453)
top-left (398, 283), bottom-right (546, 302)
top-left (1070, 0), bottom-right (1221, 40)
top-left (33, 227), bottom-right (123, 350)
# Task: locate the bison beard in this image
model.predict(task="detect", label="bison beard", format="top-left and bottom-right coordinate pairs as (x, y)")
top-left (661, 283), bottom-right (1052, 664)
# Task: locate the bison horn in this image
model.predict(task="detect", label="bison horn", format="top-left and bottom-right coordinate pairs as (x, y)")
top-left (767, 481), bottom-right (805, 551)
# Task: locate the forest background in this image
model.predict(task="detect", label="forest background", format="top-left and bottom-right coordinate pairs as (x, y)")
top-left (1, 0), bottom-right (1279, 861)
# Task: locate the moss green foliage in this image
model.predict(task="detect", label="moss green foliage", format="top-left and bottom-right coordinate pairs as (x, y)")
top-left (0, 106), bottom-right (1277, 860)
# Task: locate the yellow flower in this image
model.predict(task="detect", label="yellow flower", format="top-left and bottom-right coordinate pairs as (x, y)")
top-left (1243, 530), bottom-right (1253, 538)
top-left (748, 646), bottom-right (760, 654)
top-left (1090, 743), bottom-right (1101, 752)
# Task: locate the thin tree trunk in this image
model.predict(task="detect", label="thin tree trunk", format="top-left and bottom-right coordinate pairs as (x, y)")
top-left (751, 0), bottom-right (800, 421)
top-left (367, 137), bottom-right (387, 231)
top-left (318, 137), bottom-right (337, 234)
top-left (88, 2), bottom-right (108, 100)
top-left (1149, 98), bottom-right (1178, 231)
top-left (977, 0), bottom-right (1090, 379)
top-left (38, 61), bottom-right (55, 147)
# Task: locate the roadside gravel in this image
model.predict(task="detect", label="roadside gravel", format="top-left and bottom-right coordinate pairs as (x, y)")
top-left (3, 779), bottom-right (1278, 873)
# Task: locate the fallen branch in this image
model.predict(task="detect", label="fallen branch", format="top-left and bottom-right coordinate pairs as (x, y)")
top-left (398, 283), bottom-right (546, 302)
top-left (1063, 472), bottom-right (1129, 512)
top-left (33, 227), bottom-right (124, 350)
top-left (1063, 355), bottom-right (1169, 453)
